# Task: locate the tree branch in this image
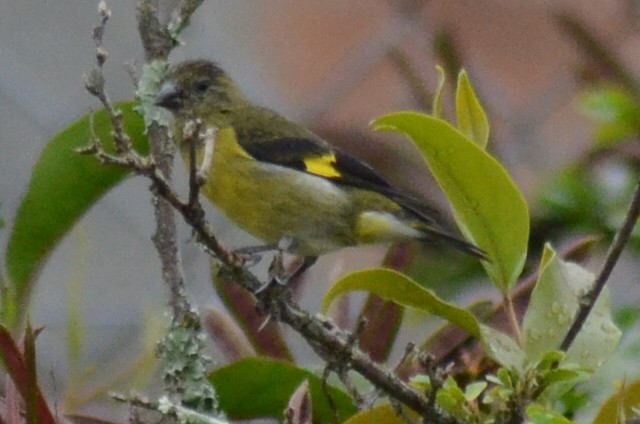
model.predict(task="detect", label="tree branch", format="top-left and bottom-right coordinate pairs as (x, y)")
top-left (560, 180), bottom-right (640, 351)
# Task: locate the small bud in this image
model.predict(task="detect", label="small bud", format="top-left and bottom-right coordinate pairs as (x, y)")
top-left (83, 69), bottom-right (104, 96)
top-left (183, 120), bottom-right (198, 138)
top-left (98, 1), bottom-right (111, 19)
top-left (96, 47), bottom-right (108, 66)
top-left (75, 143), bottom-right (98, 155)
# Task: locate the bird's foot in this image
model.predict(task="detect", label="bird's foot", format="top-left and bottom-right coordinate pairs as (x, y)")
top-left (232, 244), bottom-right (278, 268)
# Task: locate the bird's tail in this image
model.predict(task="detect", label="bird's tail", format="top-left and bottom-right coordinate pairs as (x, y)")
top-left (423, 227), bottom-right (488, 261)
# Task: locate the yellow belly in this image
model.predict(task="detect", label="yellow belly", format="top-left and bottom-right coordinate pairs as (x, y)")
top-left (181, 126), bottom-right (426, 256)
top-left (190, 128), bottom-right (356, 255)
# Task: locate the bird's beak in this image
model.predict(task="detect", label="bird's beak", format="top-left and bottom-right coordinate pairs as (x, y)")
top-left (155, 81), bottom-right (183, 110)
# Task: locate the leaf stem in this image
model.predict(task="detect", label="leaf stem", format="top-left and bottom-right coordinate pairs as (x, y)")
top-left (504, 293), bottom-right (523, 346)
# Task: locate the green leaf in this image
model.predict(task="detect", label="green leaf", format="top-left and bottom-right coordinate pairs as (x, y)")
top-left (479, 325), bottom-right (526, 372)
top-left (372, 112), bottom-right (529, 291)
top-left (581, 86), bottom-right (640, 146)
top-left (593, 379), bottom-right (640, 424)
top-left (526, 403), bottom-right (573, 424)
top-left (541, 369), bottom-right (581, 386)
top-left (522, 244), bottom-right (621, 370)
top-left (535, 350), bottom-right (566, 372)
top-left (615, 305), bottom-right (640, 330)
top-left (209, 358), bottom-right (357, 422)
top-left (464, 381), bottom-right (487, 401)
top-left (322, 269), bottom-right (526, 370)
top-left (0, 274), bottom-right (17, 326)
top-left (432, 65), bottom-right (446, 119)
top-left (344, 403), bottom-right (417, 424)
top-left (5, 102), bottom-right (147, 323)
top-left (436, 377), bottom-right (469, 418)
top-left (409, 374), bottom-right (431, 391)
top-left (0, 203), bottom-right (5, 229)
top-left (456, 70), bottom-right (489, 148)
top-left (322, 268), bottom-right (480, 338)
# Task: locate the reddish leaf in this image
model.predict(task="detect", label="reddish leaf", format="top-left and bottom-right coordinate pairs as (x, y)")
top-left (24, 323), bottom-right (37, 424)
top-left (0, 325), bottom-right (56, 424)
top-left (357, 297), bottom-right (404, 362)
top-left (202, 307), bottom-right (256, 361)
top-left (284, 380), bottom-right (312, 424)
top-left (214, 271), bottom-right (293, 361)
top-left (65, 414), bottom-right (122, 424)
top-left (357, 243), bottom-right (413, 361)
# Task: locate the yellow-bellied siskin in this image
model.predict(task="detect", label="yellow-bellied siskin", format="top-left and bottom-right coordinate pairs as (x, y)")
top-left (155, 60), bottom-right (485, 268)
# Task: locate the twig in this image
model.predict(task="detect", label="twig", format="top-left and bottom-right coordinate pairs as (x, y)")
top-left (112, 393), bottom-right (228, 424)
top-left (560, 180), bottom-right (640, 351)
top-left (337, 368), bottom-right (366, 409)
top-left (136, 0), bottom-right (173, 61)
top-left (388, 47), bottom-right (432, 110)
top-left (326, 318), bottom-right (368, 409)
top-left (168, 0), bottom-right (206, 38)
top-left (84, 2), bottom-right (133, 154)
top-left (433, 29), bottom-right (463, 84)
top-left (134, 0), bottom-right (209, 320)
top-left (555, 12), bottom-right (640, 97)
top-left (84, 1), bottom-right (222, 412)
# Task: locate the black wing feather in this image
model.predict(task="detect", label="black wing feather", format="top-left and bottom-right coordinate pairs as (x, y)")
top-left (243, 137), bottom-right (327, 172)
top-left (242, 136), bottom-right (443, 223)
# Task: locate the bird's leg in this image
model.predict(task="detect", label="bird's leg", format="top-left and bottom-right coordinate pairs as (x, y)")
top-left (288, 256), bottom-right (318, 283)
top-left (266, 235), bottom-right (296, 285)
top-left (267, 255), bottom-right (318, 287)
top-left (232, 244), bottom-right (279, 267)
top-left (256, 237), bottom-right (319, 295)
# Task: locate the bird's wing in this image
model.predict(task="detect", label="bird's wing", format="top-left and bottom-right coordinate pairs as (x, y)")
top-left (241, 136), bottom-right (443, 223)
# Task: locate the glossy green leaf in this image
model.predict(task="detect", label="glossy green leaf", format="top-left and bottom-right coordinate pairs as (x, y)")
top-left (323, 269), bottom-right (525, 371)
top-left (209, 358), bottom-right (356, 422)
top-left (372, 112), bottom-right (529, 291)
top-left (322, 268), bottom-right (480, 337)
top-left (456, 70), bottom-right (489, 148)
top-left (5, 102), bottom-right (147, 321)
top-left (522, 244), bottom-right (621, 370)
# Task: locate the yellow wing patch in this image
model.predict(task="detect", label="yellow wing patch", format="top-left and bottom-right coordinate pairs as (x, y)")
top-left (217, 127), bottom-right (253, 159)
top-left (303, 152), bottom-right (341, 178)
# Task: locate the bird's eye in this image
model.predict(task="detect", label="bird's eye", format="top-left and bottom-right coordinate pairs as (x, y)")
top-left (194, 80), bottom-right (210, 93)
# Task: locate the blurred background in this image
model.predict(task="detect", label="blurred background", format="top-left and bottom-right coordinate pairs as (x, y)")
top-left (2, 0), bottom-right (640, 420)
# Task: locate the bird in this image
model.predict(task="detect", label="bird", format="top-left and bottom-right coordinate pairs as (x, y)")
top-left (154, 60), bottom-right (485, 276)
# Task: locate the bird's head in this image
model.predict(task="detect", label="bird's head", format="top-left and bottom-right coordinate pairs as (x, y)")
top-left (155, 60), bottom-right (246, 117)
